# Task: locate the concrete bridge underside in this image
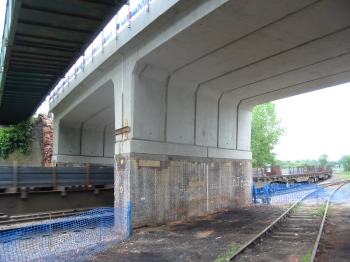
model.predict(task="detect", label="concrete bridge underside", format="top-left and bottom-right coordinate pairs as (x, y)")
top-left (50, 0), bottom-right (350, 227)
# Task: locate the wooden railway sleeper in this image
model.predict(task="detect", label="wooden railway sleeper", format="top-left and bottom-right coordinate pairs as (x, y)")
top-left (228, 182), bottom-right (346, 261)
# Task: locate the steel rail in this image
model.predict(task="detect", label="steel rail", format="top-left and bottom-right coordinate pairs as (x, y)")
top-left (228, 180), bottom-right (349, 261)
top-left (0, 206), bottom-right (111, 230)
top-left (0, 208), bottom-right (92, 227)
top-left (310, 181), bottom-right (349, 261)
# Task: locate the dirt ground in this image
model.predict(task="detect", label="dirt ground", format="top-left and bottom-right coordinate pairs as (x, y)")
top-left (89, 173), bottom-right (350, 262)
top-left (89, 205), bottom-right (287, 262)
top-left (316, 204), bottom-right (350, 261)
top-left (317, 173), bottom-right (350, 261)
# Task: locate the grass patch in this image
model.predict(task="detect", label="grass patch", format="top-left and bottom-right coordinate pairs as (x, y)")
top-left (326, 204), bottom-right (333, 218)
top-left (215, 243), bottom-right (240, 262)
top-left (292, 202), bottom-right (302, 212)
top-left (332, 171), bottom-right (350, 181)
top-left (301, 249), bottom-right (312, 262)
top-left (311, 204), bottom-right (332, 217)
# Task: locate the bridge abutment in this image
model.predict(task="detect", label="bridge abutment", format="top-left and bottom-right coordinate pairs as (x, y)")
top-left (114, 154), bottom-right (252, 228)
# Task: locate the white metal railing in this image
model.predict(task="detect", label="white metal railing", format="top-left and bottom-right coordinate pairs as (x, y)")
top-left (48, 0), bottom-right (156, 103)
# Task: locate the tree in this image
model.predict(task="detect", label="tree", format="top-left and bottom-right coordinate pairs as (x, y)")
top-left (339, 155), bottom-right (350, 166)
top-left (251, 103), bottom-right (285, 167)
top-left (0, 119), bottom-right (35, 159)
top-left (344, 156), bottom-right (350, 172)
top-left (318, 154), bottom-right (328, 166)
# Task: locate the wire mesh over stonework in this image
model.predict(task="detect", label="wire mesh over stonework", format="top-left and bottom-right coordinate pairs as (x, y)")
top-left (127, 159), bottom-right (252, 227)
top-left (0, 207), bottom-right (127, 262)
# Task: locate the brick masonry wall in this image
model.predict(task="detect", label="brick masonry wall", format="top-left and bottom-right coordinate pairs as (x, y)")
top-left (0, 115), bottom-right (53, 166)
top-left (114, 155), bottom-right (252, 228)
top-left (42, 115), bottom-right (53, 165)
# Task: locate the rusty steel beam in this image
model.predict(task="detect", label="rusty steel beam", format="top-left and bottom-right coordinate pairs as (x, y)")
top-left (15, 33), bottom-right (85, 45)
top-left (21, 4), bottom-right (103, 22)
top-left (0, 189), bottom-right (114, 215)
top-left (17, 19), bottom-right (94, 34)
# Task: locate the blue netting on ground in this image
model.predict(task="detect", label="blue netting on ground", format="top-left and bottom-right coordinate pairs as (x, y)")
top-left (331, 183), bottom-right (350, 204)
top-left (253, 183), bottom-right (329, 204)
top-left (0, 206), bottom-right (130, 262)
top-left (254, 182), bottom-right (350, 205)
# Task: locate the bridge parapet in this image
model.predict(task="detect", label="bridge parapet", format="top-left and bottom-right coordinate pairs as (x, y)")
top-left (48, 0), bottom-right (158, 107)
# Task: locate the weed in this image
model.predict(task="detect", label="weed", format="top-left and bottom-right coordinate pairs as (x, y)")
top-left (215, 243), bottom-right (240, 262)
top-left (326, 204), bottom-right (333, 218)
top-left (310, 204), bottom-right (332, 217)
top-left (292, 202), bottom-right (301, 212)
top-left (301, 249), bottom-right (312, 262)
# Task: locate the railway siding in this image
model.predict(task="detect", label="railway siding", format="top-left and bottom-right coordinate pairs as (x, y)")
top-left (253, 165), bottom-right (333, 188)
top-left (0, 166), bottom-right (114, 215)
top-left (229, 182), bottom-right (348, 261)
top-left (0, 166), bottom-right (114, 190)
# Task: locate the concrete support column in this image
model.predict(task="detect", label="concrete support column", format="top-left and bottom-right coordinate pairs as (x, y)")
top-left (237, 104), bottom-right (253, 151)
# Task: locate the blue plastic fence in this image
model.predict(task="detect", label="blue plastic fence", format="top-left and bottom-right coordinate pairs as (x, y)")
top-left (0, 204), bottom-right (132, 262)
top-left (253, 183), bottom-right (325, 204)
top-left (331, 183), bottom-right (350, 204)
top-left (254, 182), bottom-right (350, 205)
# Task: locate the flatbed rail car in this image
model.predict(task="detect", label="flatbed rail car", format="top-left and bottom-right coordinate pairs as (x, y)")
top-left (0, 166), bottom-right (114, 215)
top-left (253, 165), bottom-right (332, 188)
top-left (0, 166), bottom-right (114, 192)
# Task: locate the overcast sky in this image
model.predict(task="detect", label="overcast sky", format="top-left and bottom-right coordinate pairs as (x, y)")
top-left (273, 83), bottom-right (350, 162)
top-left (0, 2), bottom-right (348, 162)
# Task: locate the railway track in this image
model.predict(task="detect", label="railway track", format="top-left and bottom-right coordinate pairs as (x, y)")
top-left (0, 207), bottom-right (103, 231)
top-left (228, 181), bottom-right (349, 261)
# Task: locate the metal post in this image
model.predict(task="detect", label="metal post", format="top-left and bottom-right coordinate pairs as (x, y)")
top-left (49, 212), bottom-right (52, 252)
top-left (86, 163), bottom-right (90, 186)
top-left (13, 161), bottom-right (17, 189)
top-left (100, 209), bottom-right (103, 242)
top-left (52, 165), bottom-right (57, 190)
top-left (206, 164), bottom-right (209, 212)
top-left (253, 183), bottom-right (258, 204)
top-left (127, 202), bottom-right (132, 238)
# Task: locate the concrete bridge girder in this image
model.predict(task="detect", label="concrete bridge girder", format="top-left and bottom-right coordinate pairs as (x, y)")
top-left (132, 62), bottom-right (250, 158)
top-left (53, 77), bottom-right (117, 164)
top-left (51, 0), bottom-right (350, 162)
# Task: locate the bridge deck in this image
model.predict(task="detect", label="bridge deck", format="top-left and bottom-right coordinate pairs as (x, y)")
top-left (0, 0), bottom-right (127, 124)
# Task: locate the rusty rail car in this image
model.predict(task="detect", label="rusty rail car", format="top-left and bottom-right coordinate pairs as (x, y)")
top-left (0, 166), bottom-right (114, 215)
top-left (253, 165), bottom-right (332, 188)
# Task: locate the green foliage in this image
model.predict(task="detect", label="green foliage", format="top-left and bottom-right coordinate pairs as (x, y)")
top-left (277, 159), bottom-right (317, 168)
top-left (251, 103), bottom-right (284, 167)
top-left (0, 119), bottom-right (35, 159)
top-left (327, 161), bottom-right (338, 167)
top-left (292, 202), bottom-right (302, 212)
top-left (333, 170), bottom-right (350, 180)
top-left (339, 155), bottom-right (350, 165)
top-left (301, 249), bottom-right (312, 262)
top-left (344, 156), bottom-right (350, 172)
top-left (318, 154), bottom-right (328, 166)
top-left (215, 243), bottom-right (240, 262)
top-left (310, 204), bottom-right (332, 218)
